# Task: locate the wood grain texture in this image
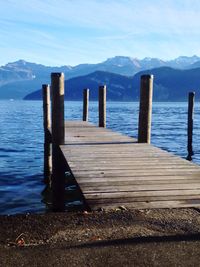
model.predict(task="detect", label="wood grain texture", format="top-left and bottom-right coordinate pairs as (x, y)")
top-left (60, 121), bottom-right (200, 210)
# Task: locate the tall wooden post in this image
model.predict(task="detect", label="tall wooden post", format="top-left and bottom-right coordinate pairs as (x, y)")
top-left (138, 75), bottom-right (153, 143)
top-left (42, 84), bottom-right (52, 181)
top-left (51, 72), bottom-right (65, 211)
top-left (99, 85), bottom-right (106, 127)
top-left (51, 73), bottom-right (65, 145)
top-left (43, 84), bottom-right (51, 142)
top-left (83, 88), bottom-right (89, 121)
top-left (187, 92), bottom-right (195, 160)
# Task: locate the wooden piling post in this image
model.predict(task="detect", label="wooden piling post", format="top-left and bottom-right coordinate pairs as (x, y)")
top-left (43, 84), bottom-right (51, 142)
top-left (83, 88), bottom-right (89, 121)
top-left (51, 73), bottom-right (65, 145)
top-left (42, 84), bottom-right (52, 181)
top-left (43, 142), bottom-right (52, 182)
top-left (138, 75), bottom-right (153, 143)
top-left (187, 92), bottom-right (195, 160)
top-left (99, 85), bottom-right (106, 127)
top-left (51, 72), bottom-right (65, 211)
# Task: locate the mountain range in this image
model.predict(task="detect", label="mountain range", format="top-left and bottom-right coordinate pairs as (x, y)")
top-left (24, 67), bottom-right (200, 101)
top-left (1, 55), bottom-right (200, 100)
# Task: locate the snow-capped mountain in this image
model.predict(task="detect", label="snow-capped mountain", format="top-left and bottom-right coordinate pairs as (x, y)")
top-left (1, 55), bottom-right (200, 99)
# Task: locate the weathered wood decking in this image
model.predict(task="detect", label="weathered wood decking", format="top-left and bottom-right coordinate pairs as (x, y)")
top-left (60, 121), bottom-right (200, 210)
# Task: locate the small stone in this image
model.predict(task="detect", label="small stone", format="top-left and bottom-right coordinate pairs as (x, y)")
top-left (97, 207), bottom-right (104, 212)
top-left (118, 206), bottom-right (127, 211)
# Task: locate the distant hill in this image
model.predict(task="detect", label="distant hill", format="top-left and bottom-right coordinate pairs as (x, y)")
top-left (134, 67), bottom-right (200, 101)
top-left (24, 71), bottom-right (134, 101)
top-left (1, 55), bottom-right (200, 99)
top-left (24, 67), bottom-right (200, 101)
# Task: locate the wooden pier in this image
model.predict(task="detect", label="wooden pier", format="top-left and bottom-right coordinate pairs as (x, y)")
top-left (60, 121), bottom-right (200, 210)
top-left (43, 72), bottom-right (200, 211)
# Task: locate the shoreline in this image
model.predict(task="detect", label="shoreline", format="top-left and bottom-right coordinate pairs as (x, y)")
top-left (1, 208), bottom-right (200, 266)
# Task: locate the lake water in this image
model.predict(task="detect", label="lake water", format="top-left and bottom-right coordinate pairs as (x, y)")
top-left (0, 100), bottom-right (200, 215)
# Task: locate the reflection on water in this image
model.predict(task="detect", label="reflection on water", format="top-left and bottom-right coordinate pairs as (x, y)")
top-left (0, 100), bottom-right (200, 214)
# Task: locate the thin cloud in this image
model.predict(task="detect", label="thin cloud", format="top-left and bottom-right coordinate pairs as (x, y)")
top-left (1, 0), bottom-right (200, 65)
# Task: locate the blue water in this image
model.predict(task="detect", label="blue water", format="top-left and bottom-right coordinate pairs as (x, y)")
top-left (0, 100), bottom-right (200, 215)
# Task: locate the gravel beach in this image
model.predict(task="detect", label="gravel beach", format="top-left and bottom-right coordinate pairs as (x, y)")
top-left (1, 208), bottom-right (200, 266)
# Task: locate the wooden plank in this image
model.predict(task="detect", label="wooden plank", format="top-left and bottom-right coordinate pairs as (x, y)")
top-left (78, 179), bottom-right (200, 187)
top-left (62, 143), bottom-right (163, 148)
top-left (81, 183), bottom-right (200, 193)
top-left (64, 156), bottom-right (188, 163)
top-left (87, 195), bottom-right (200, 204)
top-left (84, 189), bottom-right (200, 199)
top-left (68, 164), bottom-right (199, 171)
top-left (64, 153), bottom-right (178, 158)
top-left (72, 169), bottom-right (200, 177)
top-left (67, 160), bottom-right (197, 167)
top-left (65, 149), bottom-right (185, 156)
top-left (62, 148), bottom-right (175, 153)
top-left (63, 153), bottom-right (180, 159)
top-left (75, 175), bottom-right (200, 182)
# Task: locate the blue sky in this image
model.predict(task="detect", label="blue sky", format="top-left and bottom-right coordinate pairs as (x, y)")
top-left (1, 0), bottom-right (200, 66)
